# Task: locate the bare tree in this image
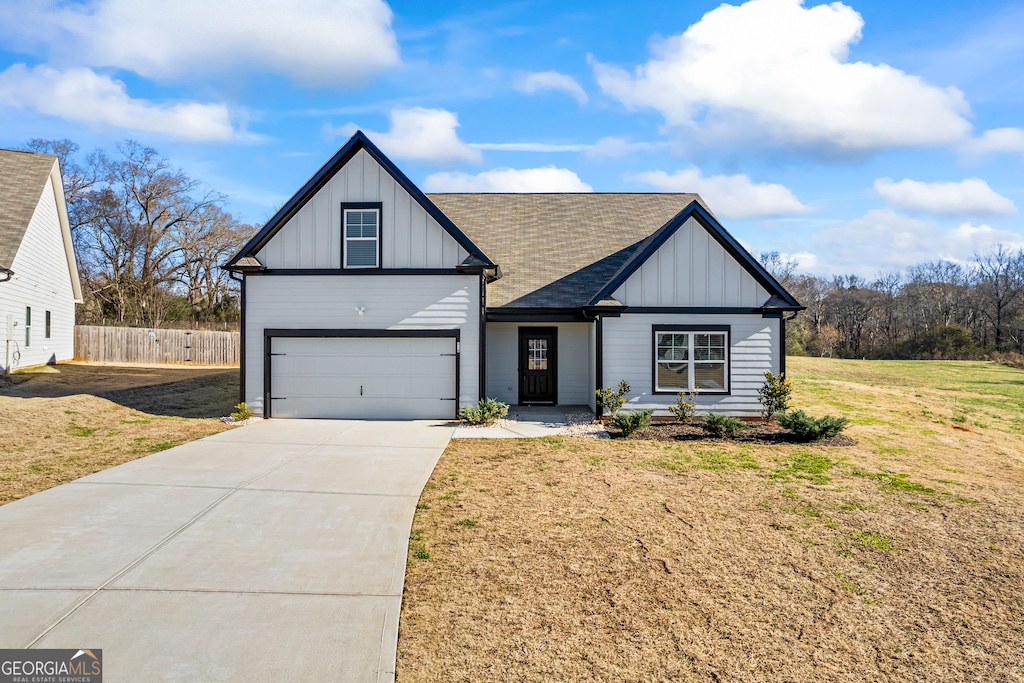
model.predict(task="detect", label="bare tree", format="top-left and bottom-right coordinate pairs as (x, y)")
top-left (972, 245), bottom-right (1024, 350)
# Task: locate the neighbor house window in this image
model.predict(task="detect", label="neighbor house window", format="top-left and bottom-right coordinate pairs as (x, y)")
top-left (24, 306), bottom-right (30, 347)
top-left (343, 208), bottom-right (380, 268)
top-left (45, 310), bottom-right (51, 339)
top-left (654, 328), bottom-right (729, 392)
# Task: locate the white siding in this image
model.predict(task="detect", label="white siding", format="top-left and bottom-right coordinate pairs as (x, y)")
top-left (244, 274), bottom-right (480, 416)
top-left (485, 322), bottom-right (592, 405)
top-left (257, 149), bottom-right (469, 270)
top-left (0, 175), bottom-right (76, 371)
top-left (602, 313), bottom-right (780, 416)
top-left (613, 217), bottom-right (770, 307)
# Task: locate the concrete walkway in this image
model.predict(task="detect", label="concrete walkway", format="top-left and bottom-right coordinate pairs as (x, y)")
top-left (452, 405), bottom-right (597, 438)
top-left (0, 419), bottom-right (454, 682)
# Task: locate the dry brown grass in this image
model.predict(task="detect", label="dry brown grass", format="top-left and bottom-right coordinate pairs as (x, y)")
top-left (398, 357), bottom-right (1024, 682)
top-left (0, 363), bottom-right (237, 504)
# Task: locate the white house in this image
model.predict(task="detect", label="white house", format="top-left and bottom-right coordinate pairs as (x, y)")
top-left (0, 149), bottom-right (82, 373)
top-left (226, 132), bottom-right (801, 419)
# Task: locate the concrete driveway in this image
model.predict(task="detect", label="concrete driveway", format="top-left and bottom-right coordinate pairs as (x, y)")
top-left (0, 419), bottom-right (454, 682)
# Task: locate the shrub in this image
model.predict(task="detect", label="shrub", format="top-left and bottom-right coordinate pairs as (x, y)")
top-left (613, 409), bottom-right (653, 436)
top-left (777, 409), bottom-right (850, 441)
top-left (458, 397), bottom-right (509, 425)
top-left (596, 380), bottom-right (631, 417)
top-left (701, 413), bottom-right (746, 438)
top-left (230, 402), bottom-right (254, 421)
top-left (667, 389), bottom-right (698, 423)
top-left (757, 371), bottom-right (792, 423)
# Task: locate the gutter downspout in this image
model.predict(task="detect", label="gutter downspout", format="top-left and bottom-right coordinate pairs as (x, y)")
top-left (229, 271), bottom-right (245, 406)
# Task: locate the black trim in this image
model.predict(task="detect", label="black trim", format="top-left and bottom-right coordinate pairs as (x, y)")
top-left (651, 324), bottom-right (732, 396)
top-left (263, 329), bottom-right (461, 419)
top-left (488, 307), bottom-right (589, 322)
top-left (227, 131), bottom-right (494, 269)
top-left (518, 327), bottom-right (558, 405)
top-left (341, 202), bottom-right (383, 270)
top-left (595, 315), bottom-right (604, 417)
top-left (588, 202), bottom-right (801, 310)
top-left (780, 316), bottom-right (786, 376)
top-left (248, 268), bottom-right (468, 276)
top-left (235, 272), bottom-right (246, 405)
top-left (626, 307), bottom-right (766, 315)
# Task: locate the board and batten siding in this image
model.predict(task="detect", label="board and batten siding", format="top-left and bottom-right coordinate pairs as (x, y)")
top-left (244, 274), bottom-right (480, 416)
top-left (602, 313), bottom-right (779, 416)
top-left (0, 175), bottom-right (76, 371)
top-left (612, 217), bottom-right (770, 308)
top-left (485, 322), bottom-right (592, 405)
top-left (256, 149), bottom-right (469, 270)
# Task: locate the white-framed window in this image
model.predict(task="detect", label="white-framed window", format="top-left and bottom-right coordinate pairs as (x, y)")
top-left (343, 208), bottom-right (380, 269)
top-left (654, 328), bottom-right (729, 393)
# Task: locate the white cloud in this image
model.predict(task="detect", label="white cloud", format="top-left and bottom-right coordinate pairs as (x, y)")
top-left (960, 128), bottom-right (1024, 158)
top-left (330, 108), bottom-right (481, 166)
top-left (592, 0), bottom-right (971, 152)
top-left (0, 0), bottom-right (399, 85)
top-left (422, 167), bottom-right (593, 192)
top-left (628, 167), bottom-right (810, 219)
top-left (809, 209), bottom-right (1024, 275)
top-left (0, 64), bottom-right (242, 141)
top-left (874, 177), bottom-right (1017, 217)
top-left (469, 142), bottom-right (593, 152)
top-left (515, 71), bottom-right (588, 104)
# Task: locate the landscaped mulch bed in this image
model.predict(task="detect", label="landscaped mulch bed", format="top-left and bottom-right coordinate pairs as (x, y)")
top-left (605, 420), bottom-right (857, 446)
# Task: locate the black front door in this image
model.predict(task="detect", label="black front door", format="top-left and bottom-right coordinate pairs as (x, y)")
top-left (519, 327), bottom-right (557, 404)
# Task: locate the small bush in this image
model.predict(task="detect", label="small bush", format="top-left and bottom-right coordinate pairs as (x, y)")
top-left (613, 409), bottom-right (653, 436)
top-left (458, 397), bottom-right (509, 425)
top-left (777, 409), bottom-right (849, 441)
top-left (230, 402), bottom-right (254, 421)
top-left (596, 380), bottom-right (631, 417)
top-left (757, 371), bottom-right (792, 423)
top-left (667, 389), bottom-right (697, 423)
top-left (702, 413), bottom-right (746, 438)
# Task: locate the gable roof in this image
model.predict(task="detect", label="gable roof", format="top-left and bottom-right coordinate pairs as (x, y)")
top-left (0, 149), bottom-right (83, 301)
top-left (0, 149), bottom-right (59, 268)
top-left (428, 193), bottom-right (801, 310)
top-left (227, 131), bottom-right (494, 269)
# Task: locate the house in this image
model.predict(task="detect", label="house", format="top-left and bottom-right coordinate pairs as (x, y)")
top-left (0, 149), bottom-right (83, 373)
top-left (226, 131), bottom-right (801, 419)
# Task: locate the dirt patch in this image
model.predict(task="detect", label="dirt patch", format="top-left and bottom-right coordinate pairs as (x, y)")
top-left (0, 362), bottom-right (238, 504)
top-left (397, 357), bottom-right (1024, 682)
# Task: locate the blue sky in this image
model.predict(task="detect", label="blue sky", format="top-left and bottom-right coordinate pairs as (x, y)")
top-left (0, 0), bottom-right (1022, 277)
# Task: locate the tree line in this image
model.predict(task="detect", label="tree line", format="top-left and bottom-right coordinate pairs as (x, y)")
top-left (761, 249), bottom-right (1024, 360)
top-left (25, 139), bottom-right (255, 329)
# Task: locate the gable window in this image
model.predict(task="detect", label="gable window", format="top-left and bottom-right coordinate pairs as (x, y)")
top-left (24, 307), bottom-right (31, 347)
top-left (653, 326), bottom-right (729, 393)
top-left (343, 207), bottom-right (380, 269)
top-left (45, 310), bottom-right (51, 339)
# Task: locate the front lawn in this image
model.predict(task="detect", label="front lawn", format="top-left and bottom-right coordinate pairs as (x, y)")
top-left (397, 356), bottom-right (1024, 681)
top-left (0, 363), bottom-right (237, 504)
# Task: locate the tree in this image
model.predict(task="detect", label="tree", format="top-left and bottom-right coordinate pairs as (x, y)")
top-left (972, 245), bottom-right (1024, 351)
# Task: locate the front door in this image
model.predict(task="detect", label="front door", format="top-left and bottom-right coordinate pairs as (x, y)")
top-left (519, 327), bottom-right (557, 404)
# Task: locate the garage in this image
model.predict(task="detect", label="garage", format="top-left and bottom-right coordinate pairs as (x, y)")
top-left (266, 332), bottom-right (459, 419)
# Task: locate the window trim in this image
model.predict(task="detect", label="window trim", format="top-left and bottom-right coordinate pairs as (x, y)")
top-left (651, 324), bottom-right (731, 395)
top-left (24, 306), bottom-right (31, 348)
top-left (341, 202), bottom-right (383, 270)
top-left (45, 310), bottom-right (51, 339)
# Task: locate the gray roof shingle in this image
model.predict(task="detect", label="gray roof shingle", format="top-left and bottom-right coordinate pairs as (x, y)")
top-left (0, 149), bottom-right (58, 268)
top-left (427, 193), bottom-right (703, 309)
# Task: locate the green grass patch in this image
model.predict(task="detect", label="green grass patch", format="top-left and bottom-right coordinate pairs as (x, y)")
top-left (771, 451), bottom-right (838, 484)
top-left (642, 446), bottom-right (759, 472)
top-left (852, 530), bottom-right (896, 552)
top-left (68, 425), bottom-right (99, 437)
top-left (457, 518), bottom-right (479, 529)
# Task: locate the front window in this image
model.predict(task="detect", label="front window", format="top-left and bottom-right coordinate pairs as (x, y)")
top-left (343, 208), bottom-right (379, 268)
top-left (655, 329), bottom-right (728, 392)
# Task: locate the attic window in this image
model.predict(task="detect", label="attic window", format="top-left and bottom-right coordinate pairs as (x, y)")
top-left (343, 208), bottom-right (380, 269)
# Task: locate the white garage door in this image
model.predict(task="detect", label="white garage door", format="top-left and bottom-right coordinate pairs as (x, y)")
top-left (268, 336), bottom-right (457, 419)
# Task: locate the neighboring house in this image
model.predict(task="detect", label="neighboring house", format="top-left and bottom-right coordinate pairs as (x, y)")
top-left (226, 131), bottom-right (801, 419)
top-left (0, 149), bottom-right (82, 373)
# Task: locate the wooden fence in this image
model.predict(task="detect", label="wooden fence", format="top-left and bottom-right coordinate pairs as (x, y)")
top-left (74, 325), bottom-right (240, 365)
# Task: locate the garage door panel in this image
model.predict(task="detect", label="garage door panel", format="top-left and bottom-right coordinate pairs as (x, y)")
top-left (268, 336), bottom-right (457, 419)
